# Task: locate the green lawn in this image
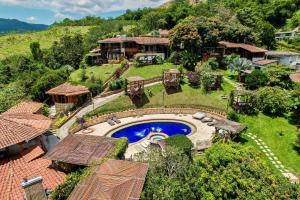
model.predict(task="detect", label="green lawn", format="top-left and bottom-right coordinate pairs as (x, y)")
top-left (69, 64), bottom-right (121, 83)
top-left (86, 79), bottom-right (233, 118)
top-left (239, 113), bottom-right (300, 175)
top-left (0, 26), bottom-right (92, 59)
top-left (122, 63), bottom-right (182, 80)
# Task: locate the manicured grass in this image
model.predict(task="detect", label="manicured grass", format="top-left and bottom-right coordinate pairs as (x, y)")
top-left (239, 113), bottom-right (300, 175)
top-left (0, 26), bottom-right (92, 59)
top-left (69, 64), bottom-right (121, 83)
top-left (86, 79), bottom-right (234, 118)
top-left (122, 63), bottom-right (182, 80)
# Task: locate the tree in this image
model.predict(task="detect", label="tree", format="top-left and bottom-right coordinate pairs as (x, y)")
top-left (30, 42), bottom-right (43, 61)
top-left (256, 86), bottom-right (291, 116)
top-left (165, 134), bottom-right (193, 157)
top-left (0, 83), bottom-right (26, 113)
top-left (266, 66), bottom-right (294, 89)
top-left (137, 143), bottom-right (300, 199)
top-left (245, 69), bottom-right (268, 90)
top-left (169, 22), bottom-right (202, 53)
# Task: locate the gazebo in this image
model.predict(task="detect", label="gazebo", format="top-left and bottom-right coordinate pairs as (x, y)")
top-left (214, 119), bottom-right (246, 141)
top-left (126, 76), bottom-right (145, 98)
top-left (230, 90), bottom-right (256, 113)
top-left (47, 83), bottom-right (90, 112)
top-left (163, 69), bottom-right (181, 89)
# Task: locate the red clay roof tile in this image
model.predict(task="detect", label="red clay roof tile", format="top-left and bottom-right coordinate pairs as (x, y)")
top-left (219, 41), bottom-right (267, 53)
top-left (46, 83), bottom-right (90, 96)
top-left (98, 36), bottom-right (169, 45)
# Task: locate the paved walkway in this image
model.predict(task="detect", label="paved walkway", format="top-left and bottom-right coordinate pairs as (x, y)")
top-left (55, 81), bottom-right (161, 139)
top-left (244, 132), bottom-right (299, 183)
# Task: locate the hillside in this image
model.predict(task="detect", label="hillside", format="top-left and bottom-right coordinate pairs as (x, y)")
top-left (0, 18), bottom-right (48, 34)
top-left (0, 26), bottom-right (92, 59)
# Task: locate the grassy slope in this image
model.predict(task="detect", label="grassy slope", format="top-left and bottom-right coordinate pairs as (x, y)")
top-left (69, 64), bottom-right (121, 83)
top-left (122, 63), bottom-right (182, 79)
top-left (0, 26), bottom-right (92, 59)
top-left (239, 113), bottom-right (300, 175)
top-left (86, 79), bottom-right (233, 118)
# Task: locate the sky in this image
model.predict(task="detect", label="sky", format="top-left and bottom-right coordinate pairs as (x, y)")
top-left (0, 0), bottom-right (167, 25)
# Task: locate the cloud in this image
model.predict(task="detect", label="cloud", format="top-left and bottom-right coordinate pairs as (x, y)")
top-left (54, 12), bottom-right (72, 19)
top-left (26, 16), bottom-right (36, 22)
top-left (0, 0), bottom-right (167, 16)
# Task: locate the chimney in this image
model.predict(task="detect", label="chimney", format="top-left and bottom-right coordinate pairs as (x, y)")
top-left (21, 176), bottom-right (47, 200)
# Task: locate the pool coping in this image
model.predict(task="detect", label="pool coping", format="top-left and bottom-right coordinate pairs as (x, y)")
top-left (104, 118), bottom-right (197, 145)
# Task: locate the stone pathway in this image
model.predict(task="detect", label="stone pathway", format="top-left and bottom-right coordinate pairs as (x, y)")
top-left (244, 132), bottom-right (299, 183)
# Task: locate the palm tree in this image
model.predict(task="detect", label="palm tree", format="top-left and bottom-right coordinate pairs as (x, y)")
top-left (225, 54), bottom-right (253, 81)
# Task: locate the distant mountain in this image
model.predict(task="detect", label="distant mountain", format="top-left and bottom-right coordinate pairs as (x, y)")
top-left (0, 18), bottom-right (48, 34)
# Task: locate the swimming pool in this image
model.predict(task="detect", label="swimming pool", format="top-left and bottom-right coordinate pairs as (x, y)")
top-left (111, 121), bottom-right (192, 143)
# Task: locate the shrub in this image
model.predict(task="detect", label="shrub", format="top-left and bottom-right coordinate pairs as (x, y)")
top-left (266, 66), bottom-right (294, 89)
top-left (165, 134), bottom-right (193, 157)
top-left (256, 86), bottom-right (291, 116)
top-left (227, 111), bottom-right (239, 122)
top-left (51, 168), bottom-right (87, 200)
top-left (187, 71), bottom-right (200, 86)
top-left (295, 134), bottom-right (300, 153)
top-left (85, 81), bottom-right (103, 96)
top-left (133, 59), bottom-right (142, 67)
top-left (120, 59), bottom-right (129, 68)
top-left (167, 51), bottom-right (181, 64)
top-left (109, 79), bottom-right (124, 91)
top-left (180, 51), bottom-right (199, 71)
top-left (112, 137), bottom-right (129, 159)
top-left (152, 56), bottom-right (164, 65)
top-left (80, 69), bottom-right (88, 82)
top-left (245, 70), bottom-right (268, 90)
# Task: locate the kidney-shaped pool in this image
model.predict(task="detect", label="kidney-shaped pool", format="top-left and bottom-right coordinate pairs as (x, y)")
top-left (111, 121), bottom-right (193, 143)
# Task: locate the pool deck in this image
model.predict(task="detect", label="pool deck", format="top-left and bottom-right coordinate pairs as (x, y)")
top-left (76, 114), bottom-right (215, 159)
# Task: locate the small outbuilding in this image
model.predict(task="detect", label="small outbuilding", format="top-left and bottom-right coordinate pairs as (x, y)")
top-left (230, 90), bottom-right (256, 113)
top-left (44, 134), bottom-right (116, 166)
top-left (46, 83), bottom-right (90, 112)
top-left (126, 76), bottom-right (145, 98)
top-left (68, 159), bottom-right (149, 200)
top-left (163, 69), bottom-right (181, 89)
top-left (214, 119), bottom-right (246, 141)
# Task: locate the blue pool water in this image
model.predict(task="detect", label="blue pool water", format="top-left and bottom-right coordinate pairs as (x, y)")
top-left (111, 121), bottom-right (192, 143)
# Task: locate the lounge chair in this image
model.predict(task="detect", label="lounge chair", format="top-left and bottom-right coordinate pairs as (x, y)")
top-left (112, 116), bottom-right (121, 124)
top-left (141, 140), bottom-right (150, 148)
top-left (193, 112), bottom-right (206, 120)
top-left (107, 119), bottom-right (115, 126)
top-left (201, 117), bottom-right (213, 123)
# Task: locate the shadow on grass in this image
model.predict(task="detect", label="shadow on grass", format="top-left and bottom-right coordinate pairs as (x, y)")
top-left (165, 85), bottom-right (183, 95)
top-left (131, 93), bottom-right (150, 108)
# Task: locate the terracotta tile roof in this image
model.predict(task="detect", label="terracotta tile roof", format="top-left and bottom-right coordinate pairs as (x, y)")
top-left (45, 135), bottom-right (116, 166)
top-left (68, 160), bottom-right (149, 200)
top-left (219, 41), bottom-right (267, 53)
top-left (46, 83), bottom-right (90, 96)
top-left (3, 102), bottom-right (43, 115)
top-left (0, 146), bottom-right (65, 200)
top-left (253, 59), bottom-right (278, 66)
top-left (0, 117), bottom-right (50, 149)
top-left (290, 72), bottom-right (300, 83)
top-left (98, 36), bottom-right (169, 45)
top-left (266, 51), bottom-right (300, 57)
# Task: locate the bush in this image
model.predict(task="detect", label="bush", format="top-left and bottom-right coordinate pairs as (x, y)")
top-left (51, 168), bottom-right (87, 200)
top-left (295, 134), bottom-right (300, 153)
top-left (266, 66), bottom-right (294, 89)
top-left (84, 81), bottom-right (103, 97)
top-left (109, 79), bottom-right (124, 91)
top-left (187, 71), bottom-right (200, 86)
top-left (227, 111), bottom-right (239, 122)
top-left (245, 70), bottom-right (268, 90)
top-left (133, 59), bottom-right (142, 67)
top-left (152, 55), bottom-right (164, 65)
top-left (120, 59), bottom-right (129, 68)
top-left (165, 134), bottom-right (193, 157)
top-left (180, 51), bottom-right (199, 71)
top-left (112, 137), bottom-right (128, 159)
top-left (167, 51), bottom-right (181, 64)
top-left (256, 86), bottom-right (291, 116)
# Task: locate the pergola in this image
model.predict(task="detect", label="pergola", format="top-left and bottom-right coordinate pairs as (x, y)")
top-left (230, 90), bottom-right (255, 113)
top-left (163, 69), bottom-right (181, 89)
top-left (126, 76), bottom-right (145, 98)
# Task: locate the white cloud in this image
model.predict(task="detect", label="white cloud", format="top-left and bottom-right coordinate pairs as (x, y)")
top-left (26, 16), bottom-right (36, 22)
top-left (54, 12), bottom-right (72, 19)
top-left (0, 0), bottom-right (167, 16)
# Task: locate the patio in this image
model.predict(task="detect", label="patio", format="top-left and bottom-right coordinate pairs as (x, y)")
top-left (75, 113), bottom-right (216, 159)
